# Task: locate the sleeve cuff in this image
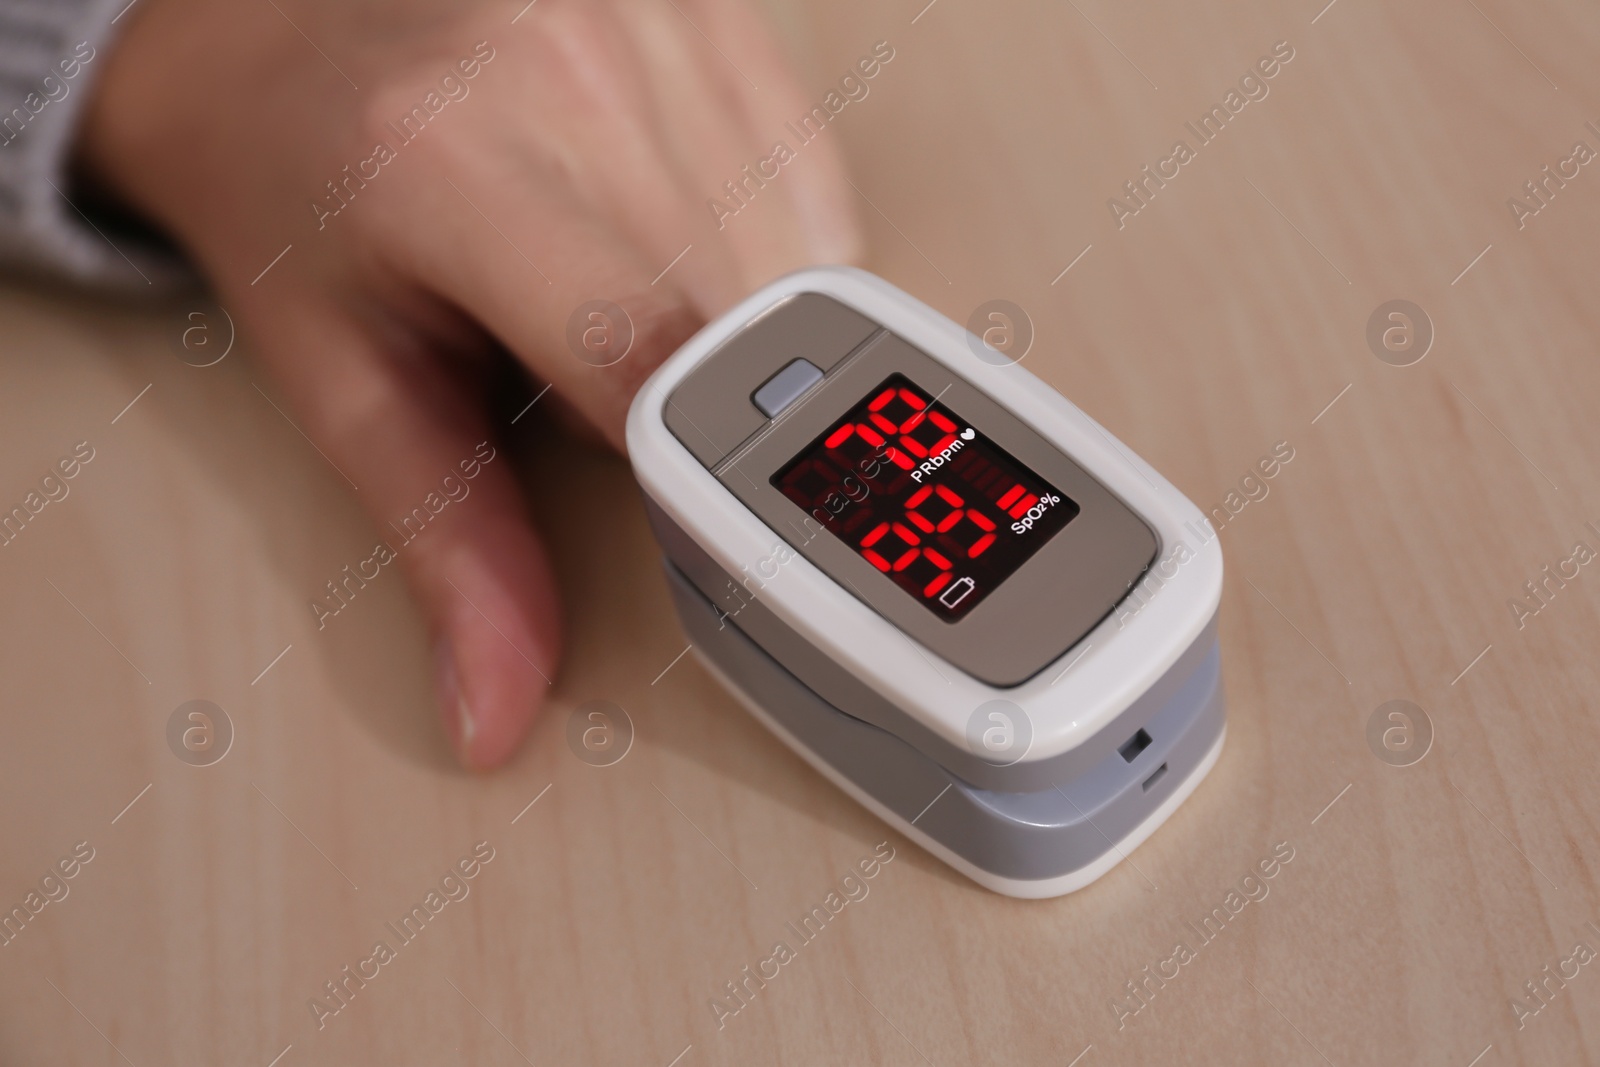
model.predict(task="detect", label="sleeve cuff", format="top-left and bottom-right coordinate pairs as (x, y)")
top-left (0, 0), bottom-right (189, 291)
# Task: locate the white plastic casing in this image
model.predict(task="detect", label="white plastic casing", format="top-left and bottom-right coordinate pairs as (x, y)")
top-left (626, 267), bottom-right (1222, 769)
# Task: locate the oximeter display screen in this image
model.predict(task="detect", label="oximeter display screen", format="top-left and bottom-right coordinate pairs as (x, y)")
top-left (772, 375), bottom-right (1079, 620)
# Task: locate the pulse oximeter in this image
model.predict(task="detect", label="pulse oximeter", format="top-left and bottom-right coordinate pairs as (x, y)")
top-left (626, 268), bottom-right (1225, 898)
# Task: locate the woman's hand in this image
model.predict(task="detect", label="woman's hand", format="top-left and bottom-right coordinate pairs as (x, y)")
top-left (79, 0), bottom-right (862, 767)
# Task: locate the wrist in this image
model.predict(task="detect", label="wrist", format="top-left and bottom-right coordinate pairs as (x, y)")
top-left (76, 0), bottom-right (316, 255)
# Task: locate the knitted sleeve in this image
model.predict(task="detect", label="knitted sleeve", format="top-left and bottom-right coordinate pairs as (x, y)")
top-left (0, 0), bottom-right (183, 290)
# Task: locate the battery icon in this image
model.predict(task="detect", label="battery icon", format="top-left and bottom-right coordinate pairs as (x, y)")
top-left (938, 576), bottom-right (975, 608)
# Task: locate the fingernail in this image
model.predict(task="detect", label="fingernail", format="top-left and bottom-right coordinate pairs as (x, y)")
top-left (433, 637), bottom-right (476, 766)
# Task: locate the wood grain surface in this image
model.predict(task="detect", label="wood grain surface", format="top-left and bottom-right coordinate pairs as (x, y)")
top-left (4, 0), bottom-right (1600, 1063)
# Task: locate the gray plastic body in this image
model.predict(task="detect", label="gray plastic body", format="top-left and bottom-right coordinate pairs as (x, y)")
top-left (663, 560), bottom-right (1225, 887)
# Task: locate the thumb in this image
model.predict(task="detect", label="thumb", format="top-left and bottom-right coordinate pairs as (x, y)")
top-left (252, 300), bottom-right (561, 769)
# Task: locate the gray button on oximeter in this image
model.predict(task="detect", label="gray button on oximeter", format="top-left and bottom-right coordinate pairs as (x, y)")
top-left (751, 358), bottom-right (824, 417)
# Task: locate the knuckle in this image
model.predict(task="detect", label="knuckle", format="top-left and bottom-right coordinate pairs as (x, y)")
top-left (519, 3), bottom-right (635, 106)
top-left (356, 72), bottom-right (461, 159)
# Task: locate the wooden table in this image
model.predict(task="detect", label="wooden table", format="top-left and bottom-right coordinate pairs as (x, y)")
top-left (4, 0), bottom-right (1599, 1063)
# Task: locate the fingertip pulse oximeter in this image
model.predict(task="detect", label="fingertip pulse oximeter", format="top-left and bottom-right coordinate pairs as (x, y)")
top-left (626, 268), bottom-right (1224, 898)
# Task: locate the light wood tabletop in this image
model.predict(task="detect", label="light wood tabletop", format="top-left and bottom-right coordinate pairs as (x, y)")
top-left (4, 0), bottom-right (1600, 1064)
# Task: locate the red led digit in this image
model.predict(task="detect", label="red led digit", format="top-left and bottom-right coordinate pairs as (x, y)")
top-left (917, 477), bottom-right (991, 559)
top-left (825, 424), bottom-right (855, 449)
top-left (924, 411), bottom-right (958, 454)
top-left (907, 478), bottom-right (999, 566)
top-left (868, 386), bottom-right (897, 412)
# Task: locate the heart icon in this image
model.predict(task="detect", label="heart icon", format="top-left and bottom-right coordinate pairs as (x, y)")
top-left (960, 428), bottom-right (976, 441)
